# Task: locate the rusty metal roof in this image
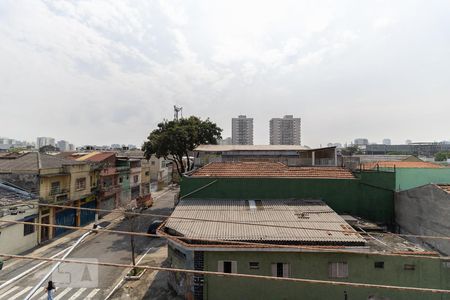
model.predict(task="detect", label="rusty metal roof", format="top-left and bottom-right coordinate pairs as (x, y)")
top-left (190, 162), bottom-right (355, 179)
top-left (164, 199), bottom-right (365, 246)
top-left (362, 161), bottom-right (443, 169)
top-left (437, 184), bottom-right (450, 194)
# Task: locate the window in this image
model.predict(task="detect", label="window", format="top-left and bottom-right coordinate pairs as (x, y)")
top-left (145, 171), bottom-right (150, 176)
top-left (374, 261), bottom-right (384, 269)
top-left (404, 264), bottom-right (415, 271)
top-left (249, 262), bottom-right (260, 270)
top-left (50, 181), bottom-right (60, 195)
top-left (218, 260), bottom-right (237, 273)
top-left (329, 262), bottom-right (348, 278)
top-left (75, 178), bottom-right (86, 190)
top-left (133, 175), bottom-right (139, 183)
top-left (23, 218), bottom-right (35, 236)
top-left (119, 177), bottom-right (123, 183)
top-left (271, 263), bottom-right (290, 278)
top-left (151, 161), bottom-right (156, 166)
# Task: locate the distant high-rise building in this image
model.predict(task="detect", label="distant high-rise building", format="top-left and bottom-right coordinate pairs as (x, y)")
top-left (269, 115), bottom-right (301, 145)
top-left (68, 144), bottom-right (75, 151)
top-left (36, 137), bottom-right (55, 149)
top-left (232, 115), bottom-right (253, 145)
top-left (405, 139), bottom-right (412, 145)
top-left (354, 138), bottom-right (369, 146)
top-left (382, 138), bottom-right (391, 145)
top-left (218, 137), bottom-right (232, 145)
top-left (57, 140), bottom-right (70, 151)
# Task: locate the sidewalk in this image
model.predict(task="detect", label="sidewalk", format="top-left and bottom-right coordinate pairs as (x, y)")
top-left (3, 186), bottom-right (172, 269)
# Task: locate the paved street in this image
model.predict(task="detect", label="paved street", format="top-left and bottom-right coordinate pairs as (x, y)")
top-left (0, 187), bottom-right (177, 300)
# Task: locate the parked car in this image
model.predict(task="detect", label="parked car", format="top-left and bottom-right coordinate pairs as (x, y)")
top-left (147, 220), bottom-right (163, 235)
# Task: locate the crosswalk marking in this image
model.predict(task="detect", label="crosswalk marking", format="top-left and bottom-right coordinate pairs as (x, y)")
top-left (0, 286), bottom-right (100, 300)
top-left (85, 288), bottom-right (100, 299)
top-left (54, 287), bottom-right (73, 300)
top-left (67, 287), bottom-right (86, 300)
top-left (0, 286), bottom-right (20, 299)
top-left (8, 286), bottom-right (32, 300)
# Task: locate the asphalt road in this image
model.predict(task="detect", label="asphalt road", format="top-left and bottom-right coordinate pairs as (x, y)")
top-left (0, 187), bottom-right (177, 300)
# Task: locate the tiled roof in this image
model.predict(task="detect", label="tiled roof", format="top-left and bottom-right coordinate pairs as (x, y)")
top-left (437, 185), bottom-right (450, 194)
top-left (362, 161), bottom-right (443, 169)
top-left (164, 199), bottom-right (365, 245)
top-left (0, 152), bottom-right (82, 172)
top-left (77, 152), bottom-right (116, 162)
top-left (0, 182), bottom-right (37, 205)
top-left (190, 162), bottom-right (355, 179)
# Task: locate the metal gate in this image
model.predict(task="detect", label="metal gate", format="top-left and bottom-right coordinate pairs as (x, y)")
top-left (55, 208), bottom-right (76, 237)
top-left (80, 200), bottom-right (96, 226)
top-left (99, 196), bottom-right (115, 218)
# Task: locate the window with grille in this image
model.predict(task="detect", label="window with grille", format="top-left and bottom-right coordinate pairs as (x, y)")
top-left (329, 262), bottom-right (348, 278)
top-left (23, 218), bottom-right (35, 236)
top-left (249, 262), bottom-right (260, 270)
top-left (75, 178), bottom-right (86, 190)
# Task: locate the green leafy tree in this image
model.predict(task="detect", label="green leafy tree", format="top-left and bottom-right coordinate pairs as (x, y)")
top-left (340, 145), bottom-right (362, 156)
top-left (435, 151), bottom-right (450, 162)
top-left (142, 116), bottom-right (222, 176)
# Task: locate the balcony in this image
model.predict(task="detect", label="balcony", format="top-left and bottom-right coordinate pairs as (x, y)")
top-left (49, 187), bottom-right (69, 196)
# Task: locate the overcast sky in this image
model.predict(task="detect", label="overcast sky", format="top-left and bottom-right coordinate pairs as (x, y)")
top-left (1, 0), bottom-right (450, 147)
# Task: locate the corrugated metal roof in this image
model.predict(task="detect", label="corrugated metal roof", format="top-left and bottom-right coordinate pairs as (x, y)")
top-left (165, 199), bottom-right (365, 245)
top-left (362, 161), bottom-right (443, 169)
top-left (190, 162), bottom-right (355, 179)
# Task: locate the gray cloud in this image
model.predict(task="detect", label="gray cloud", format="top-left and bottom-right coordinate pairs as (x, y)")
top-left (0, 0), bottom-right (450, 147)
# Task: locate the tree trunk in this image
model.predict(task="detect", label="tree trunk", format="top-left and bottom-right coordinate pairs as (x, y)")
top-left (185, 152), bottom-right (191, 171)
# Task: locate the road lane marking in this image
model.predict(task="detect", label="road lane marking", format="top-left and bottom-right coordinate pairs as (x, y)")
top-left (85, 288), bottom-right (100, 299)
top-left (0, 285), bottom-right (20, 299)
top-left (8, 286), bottom-right (32, 300)
top-left (54, 287), bottom-right (72, 299)
top-left (67, 287), bottom-right (86, 300)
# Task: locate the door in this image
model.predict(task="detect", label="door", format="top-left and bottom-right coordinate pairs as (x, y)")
top-left (80, 201), bottom-right (96, 226)
top-left (55, 208), bottom-right (76, 237)
top-left (40, 216), bottom-right (50, 242)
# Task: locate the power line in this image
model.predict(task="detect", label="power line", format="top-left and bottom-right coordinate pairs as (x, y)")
top-left (16, 201), bottom-right (450, 243)
top-left (0, 253), bottom-right (449, 294)
top-left (0, 218), bottom-right (443, 260)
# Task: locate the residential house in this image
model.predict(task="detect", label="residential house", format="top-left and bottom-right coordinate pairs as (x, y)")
top-left (75, 152), bottom-right (120, 218)
top-left (160, 199), bottom-right (448, 300)
top-left (0, 152), bottom-right (97, 241)
top-left (0, 182), bottom-right (39, 254)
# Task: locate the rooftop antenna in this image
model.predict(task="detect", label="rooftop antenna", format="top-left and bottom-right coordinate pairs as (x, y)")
top-left (174, 105), bottom-right (183, 121)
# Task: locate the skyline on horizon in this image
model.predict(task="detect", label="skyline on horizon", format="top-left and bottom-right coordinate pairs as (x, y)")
top-left (1, 1), bottom-right (450, 147)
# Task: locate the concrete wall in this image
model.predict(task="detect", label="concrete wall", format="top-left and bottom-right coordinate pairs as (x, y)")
top-left (202, 250), bottom-right (450, 300)
top-left (396, 184), bottom-right (450, 255)
top-left (0, 206), bottom-right (39, 254)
